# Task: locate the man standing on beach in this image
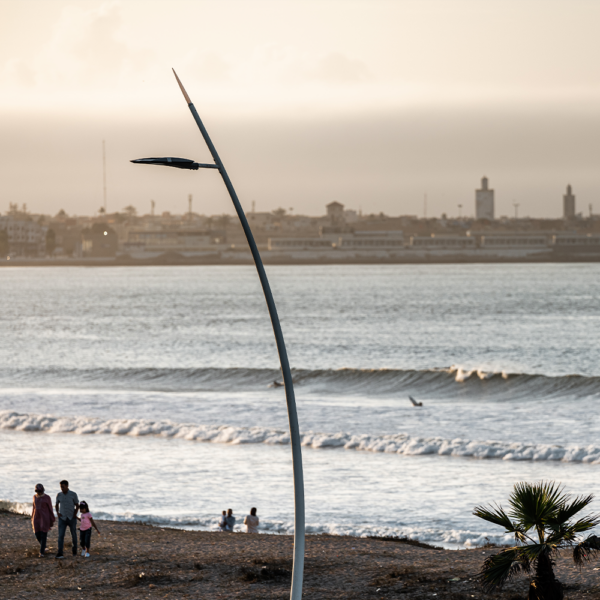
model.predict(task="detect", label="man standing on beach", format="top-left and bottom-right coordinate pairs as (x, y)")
top-left (55, 480), bottom-right (79, 558)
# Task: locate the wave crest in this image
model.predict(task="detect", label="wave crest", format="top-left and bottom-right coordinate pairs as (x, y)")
top-left (2, 410), bottom-right (600, 464)
top-left (1, 365), bottom-right (599, 400)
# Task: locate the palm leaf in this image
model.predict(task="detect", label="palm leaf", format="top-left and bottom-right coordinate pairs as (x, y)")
top-left (549, 494), bottom-right (595, 527)
top-left (473, 504), bottom-right (526, 540)
top-left (477, 548), bottom-right (531, 591)
top-left (547, 515), bottom-right (600, 546)
top-left (509, 481), bottom-right (566, 535)
top-left (573, 535), bottom-right (600, 567)
top-left (517, 542), bottom-right (558, 562)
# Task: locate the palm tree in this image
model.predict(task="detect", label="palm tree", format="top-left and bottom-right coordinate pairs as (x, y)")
top-left (474, 481), bottom-right (600, 600)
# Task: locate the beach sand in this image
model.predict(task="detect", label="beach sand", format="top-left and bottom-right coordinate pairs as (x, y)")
top-left (1, 510), bottom-right (599, 599)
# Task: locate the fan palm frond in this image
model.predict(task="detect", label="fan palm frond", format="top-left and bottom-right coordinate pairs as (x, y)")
top-left (573, 535), bottom-right (600, 567)
top-left (473, 503), bottom-right (524, 538)
top-left (477, 548), bottom-right (531, 591)
top-left (509, 481), bottom-right (566, 533)
top-left (550, 494), bottom-right (596, 527)
top-left (547, 515), bottom-right (600, 545)
top-left (516, 543), bottom-right (555, 562)
top-left (475, 482), bottom-right (598, 593)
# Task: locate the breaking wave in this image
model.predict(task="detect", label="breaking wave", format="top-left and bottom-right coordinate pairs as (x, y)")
top-left (3, 410), bottom-right (600, 464)
top-left (1, 365), bottom-right (599, 400)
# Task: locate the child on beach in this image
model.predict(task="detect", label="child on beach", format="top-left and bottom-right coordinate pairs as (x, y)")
top-left (77, 501), bottom-right (100, 557)
top-left (219, 510), bottom-right (227, 532)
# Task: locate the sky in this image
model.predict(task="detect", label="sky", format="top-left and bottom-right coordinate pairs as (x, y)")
top-left (1, 0), bottom-right (600, 218)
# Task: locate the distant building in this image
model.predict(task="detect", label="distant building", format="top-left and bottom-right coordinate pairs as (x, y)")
top-left (344, 209), bottom-right (359, 223)
top-left (0, 216), bottom-right (46, 256)
top-left (409, 234), bottom-right (476, 250)
top-left (338, 231), bottom-right (405, 250)
top-left (81, 223), bottom-right (118, 257)
top-left (475, 177), bottom-right (494, 220)
top-left (553, 234), bottom-right (600, 248)
top-left (268, 237), bottom-right (335, 251)
top-left (326, 202), bottom-right (345, 227)
top-left (479, 234), bottom-right (549, 249)
top-left (247, 212), bottom-right (276, 230)
top-left (125, 229), bottom-right (218, 252)
top-left (563, 184), bottom-right (575, 219)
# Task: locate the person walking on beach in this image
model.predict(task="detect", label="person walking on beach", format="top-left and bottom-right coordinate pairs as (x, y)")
top-left (77, 501), bottom-right (100, 557)
top-left (224, 508), bottom-right (236, 532)
top-left (243, 507), bottom-right (259, 533)
top-left (31, 483), bottom-right (55, 557)
top-left (55, 480), bottom-right (79, 558)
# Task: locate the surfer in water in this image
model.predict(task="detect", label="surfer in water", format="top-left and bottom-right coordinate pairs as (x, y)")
top-left (269, 380), bottom-right (284, 388)
top-left (409, 396), bottom-right (423, 407)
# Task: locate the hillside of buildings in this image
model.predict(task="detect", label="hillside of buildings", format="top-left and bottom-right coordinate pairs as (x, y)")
top-left (2, 180), bottom-right (600, 265)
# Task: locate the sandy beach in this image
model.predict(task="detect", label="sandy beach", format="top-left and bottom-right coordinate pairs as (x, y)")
top-left (2, 510), bottom-right (600, 599)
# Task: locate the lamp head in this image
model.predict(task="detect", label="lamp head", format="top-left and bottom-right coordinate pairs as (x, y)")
top-left (131, 157), bottom-right (199, 170)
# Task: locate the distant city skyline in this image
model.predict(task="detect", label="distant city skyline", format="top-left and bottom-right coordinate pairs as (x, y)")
top-left (2, 0), bottom-right (600, 218)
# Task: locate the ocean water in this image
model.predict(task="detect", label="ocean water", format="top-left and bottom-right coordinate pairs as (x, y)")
top-left (1, 263), bottom-right (599, 548)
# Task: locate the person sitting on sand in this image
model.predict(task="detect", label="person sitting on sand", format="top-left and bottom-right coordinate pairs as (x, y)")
top-left (224, 508), bottom-right (236, 532)
top-left (243, 507), bottom-right (259, 533)
top-left (32, 483), bottom-right (55, 557)
top-left (77, 501), bottom-right (100, 557)
top-left (219, 510), bottom-right (227, 532)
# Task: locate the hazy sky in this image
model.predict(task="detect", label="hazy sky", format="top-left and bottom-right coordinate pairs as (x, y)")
top-left (2, 0), bottom-right (600, 218)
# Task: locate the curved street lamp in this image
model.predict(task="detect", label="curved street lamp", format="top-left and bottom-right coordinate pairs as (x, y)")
top-left (131, 70), bottom-right (305, 600)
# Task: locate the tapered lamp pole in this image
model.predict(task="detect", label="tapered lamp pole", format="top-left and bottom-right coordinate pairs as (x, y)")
top-left (132, 70), bottom-right (305, 600)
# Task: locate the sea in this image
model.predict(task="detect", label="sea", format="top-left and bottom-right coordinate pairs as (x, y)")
top-left (1, 263), bottom-right (599, 548)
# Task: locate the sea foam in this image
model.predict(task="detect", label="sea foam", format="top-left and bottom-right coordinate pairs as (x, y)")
top-left (0, 499), bottom-right (512, 548)
top-left (2, 410), bottom-right (600, 464)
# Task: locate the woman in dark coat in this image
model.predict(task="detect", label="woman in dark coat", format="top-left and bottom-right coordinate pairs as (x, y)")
top-left (31, 483), bottom-right (55, 557)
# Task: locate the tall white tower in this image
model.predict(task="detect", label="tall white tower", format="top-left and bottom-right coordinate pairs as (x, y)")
top-left (475, 176), bottom-right (494, 220)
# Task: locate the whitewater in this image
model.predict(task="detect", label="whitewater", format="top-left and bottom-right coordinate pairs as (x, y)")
top-left (1, 264), bottom-right (599, 548)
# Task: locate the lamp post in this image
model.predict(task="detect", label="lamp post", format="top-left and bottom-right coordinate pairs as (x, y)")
top-left (131, 71), bottom-right (305, 600)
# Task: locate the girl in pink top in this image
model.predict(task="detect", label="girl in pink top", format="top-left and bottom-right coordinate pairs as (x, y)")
top-left (77, 501), bottom-right (100, 557)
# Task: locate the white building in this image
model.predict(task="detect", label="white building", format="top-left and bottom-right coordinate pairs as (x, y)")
top-left (0, 216), bottom-right (46, 256)
top-left (553, 234), bottom-right (600, 248)
top-left (125, 229), bottom-right (216, 252)
top-left (338, 231), bottom-right (405, 250)
top-left (344, 209), bottom-right (359, 223)
top-left (409, 234), bottom-right (476, 249)
top-left (268, 237), bottom-right (335, 251)
top-left (247, 212), bottom-right (276, 230)
top-left (475, 176), bottom-right (494, 220)
top-left (480, 234), bottom-right (549, 249)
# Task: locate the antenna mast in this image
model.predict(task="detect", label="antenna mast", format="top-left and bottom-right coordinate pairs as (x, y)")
top-left (102, 140), bottom-right (107, 212)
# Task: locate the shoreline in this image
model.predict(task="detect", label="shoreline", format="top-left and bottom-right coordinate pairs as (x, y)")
top-left (0, 500), bottom-right (480, 550)
top-left (2, 253), bottom-right (600, 267)
top-left (1, 511), bottom-right (598, 598)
